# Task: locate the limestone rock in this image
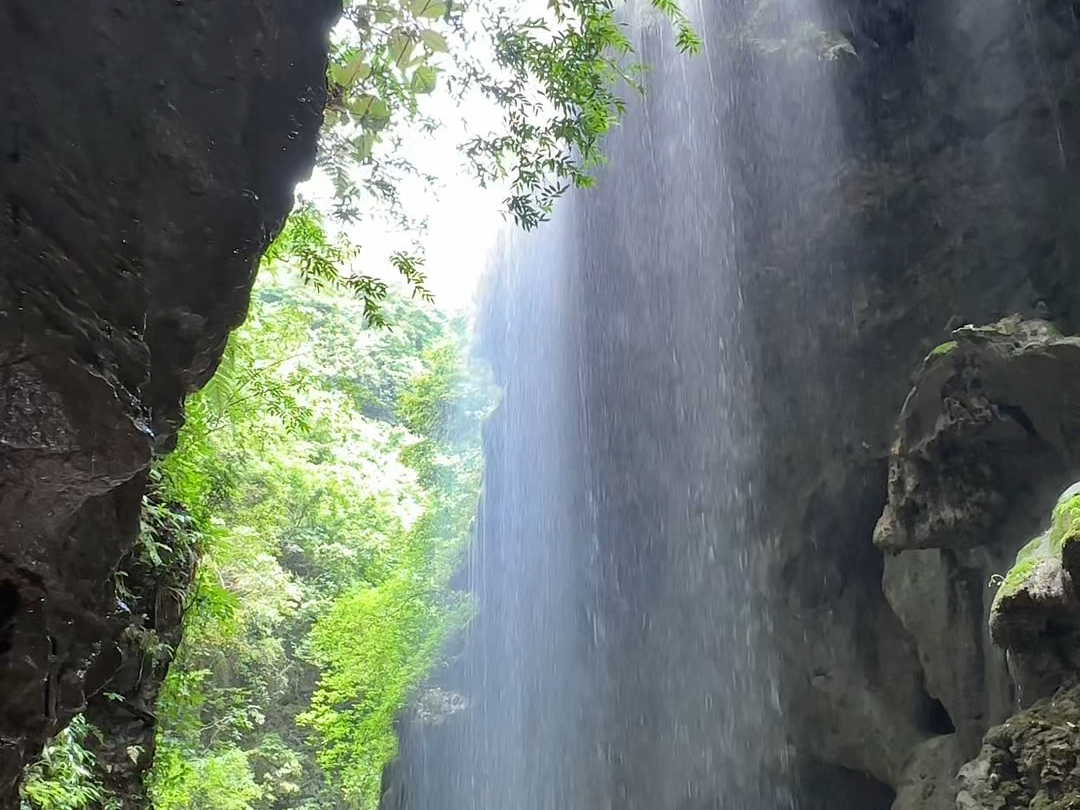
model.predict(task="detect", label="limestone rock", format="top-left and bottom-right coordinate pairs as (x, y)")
top-left (883, 550), bottom-right (1007, 750)
top-left (989, 533), bottom-right (1076, 652)
top-left (873, 319), bottom-right (1080, 759)
top-left (956, 682), bottom-right (1080, 810)
top-left (874, 317), bottom-right (1080, 555)
top-left (774, 464), bottom-right (941, 790)
top-left (989, 484), bottom-right (1080, 703)
top-left (893, 735), bottom-right (966, 810)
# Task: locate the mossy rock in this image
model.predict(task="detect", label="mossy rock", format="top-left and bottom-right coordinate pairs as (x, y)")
top-left (958, 682), bottom-right (1080, 809)
top-left (990, 484), bottom-right (1080, 653)
top-left (1052, 485), bottom-right (1080, 582)
top-left (990, 531), bottom-right (1067, 651)
top-left (994, 532), bottom-right (1056, 606)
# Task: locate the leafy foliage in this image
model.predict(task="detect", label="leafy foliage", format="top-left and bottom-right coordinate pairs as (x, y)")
top-left (454, 0), bottom-right (700, 228)
top-left (319, 0), bottom-right (699, 282)
top-left (297, 333), bottom-right (487, 806)
top-left (21, 717), bottom-right (112, 810)
top-left (267, 3), bottom-right (702, 326)
top-left (298, 576), bottom-right (472, 805)
top-left (144, 268), bottom-right (493, 810)
top-left (263, 203), bottom-right (432, 330)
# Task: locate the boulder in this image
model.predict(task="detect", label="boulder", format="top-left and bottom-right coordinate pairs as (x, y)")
top-left (989, 484), bottom-right (1080, 703)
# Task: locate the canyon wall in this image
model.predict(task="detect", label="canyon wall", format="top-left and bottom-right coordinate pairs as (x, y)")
top-left (0, 0), bottom-right (336, 803)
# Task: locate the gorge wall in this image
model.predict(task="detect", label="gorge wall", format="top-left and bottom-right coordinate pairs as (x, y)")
top-left (385, 1), bottom-right (1080, 809)
top-left (747, 0), bottom-right (1080, 804)
top-left (0, 0), bottom-right (336, 804)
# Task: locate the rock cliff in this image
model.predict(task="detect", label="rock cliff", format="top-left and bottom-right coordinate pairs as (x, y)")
top-left (0, 0), bottom-right (336, 802)
top-left (739, 0), bottom-right (1080, 805)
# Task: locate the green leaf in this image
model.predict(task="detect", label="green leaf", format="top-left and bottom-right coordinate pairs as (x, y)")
top-left (330, 53), bottom-right (371, 89)
top-left (340, 55), bottom-right (371, 86)
top-left (410, 65), bottom-right (438, 94)
top-left (354, 132), bottom-right (378, 161)
top-left (420, 29), bottom-right (448, 53)
top-left (388, 29), bottom-right (417, 68)
top-left (348, 94), bottom-right (390, 125)
top-left (410, 0), bottom-right (447, 18)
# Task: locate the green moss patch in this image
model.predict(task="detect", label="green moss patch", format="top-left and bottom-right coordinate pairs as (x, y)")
top-left (1050, 492), bottom-right (1080, 556)
top-left (928, 340), bottom-right (958, 359)
top-left (994, 532), bottom-right (1053, 608)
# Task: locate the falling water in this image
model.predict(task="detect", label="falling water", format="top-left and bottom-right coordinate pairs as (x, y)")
top-left (382, 1), bottom-right (849, 808)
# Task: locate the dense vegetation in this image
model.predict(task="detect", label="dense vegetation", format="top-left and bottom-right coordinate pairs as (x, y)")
top-left (144, 268), bottom-right (490, 810)
top-left (23, 263), bottom-right (492, 810)
top-left (20, 2), bottom-right (702, 810)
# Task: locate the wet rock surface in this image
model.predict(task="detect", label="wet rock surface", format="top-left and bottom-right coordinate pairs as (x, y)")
top-left (893, 735), bottom-right (966, 810)
top-left (732, 0), bottom-right (1080, 802)
top-left (874, 318), bottom-right (1080, 557)
top-left (852, 318), bottom-right (1080, 807)
top-left (989, 483), bottom-right (1080, 705)
top-left (0, 0), bottom-right (335, 801)
top-left (703, 0), bottom-right (1080, 804)
top-left (870, 319), bottom-right (1080, 743)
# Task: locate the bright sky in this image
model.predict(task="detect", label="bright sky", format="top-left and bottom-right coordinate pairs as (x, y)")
top-left (296, 12), bottom-right (517, 316)
top-left (296, 97), bottom-right (507, 314)
top-left (294, 0), bottom-right (698, 315)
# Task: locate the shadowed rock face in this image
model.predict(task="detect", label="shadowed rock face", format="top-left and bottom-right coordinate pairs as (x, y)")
top-left (875, 319), bottom-right (1080, 559)
top-left (726, 0), bottom-right (1080, 801)
top-left (872, 319), bottom-right (1080, 806)
top-left (874, 319), bottom-right (1080, 742)
top-left (0, 0), bottom-right (337, 800)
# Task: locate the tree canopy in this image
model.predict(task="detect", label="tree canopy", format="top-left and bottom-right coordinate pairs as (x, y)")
top-left (306, 0), bottom-right (699, 321)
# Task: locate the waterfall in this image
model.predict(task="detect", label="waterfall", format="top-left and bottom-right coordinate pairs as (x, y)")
top-left (382, 2), bottom-right (849, 808)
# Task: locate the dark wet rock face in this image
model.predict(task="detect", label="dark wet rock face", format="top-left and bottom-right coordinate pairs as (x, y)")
top-left (741, 0), bottom-right (1080, 802)
top-left (78, 496), bottom-right (198, 810)
top-left (0, 0), bottom-right (335, 800)
top-left (893, 735), bottom-right (965, 810)
top-left (870, 319), bottom-right (1080, 807)
top-left (875, 319), bottom-right (1080, 558)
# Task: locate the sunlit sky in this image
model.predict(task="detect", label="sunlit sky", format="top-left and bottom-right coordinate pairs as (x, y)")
top-left (294, 0), bottom-right (700, 314)
top-left (296, 14), bottom-right (518, 315)
top-left (297, 96), bottom-right (507, 313)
